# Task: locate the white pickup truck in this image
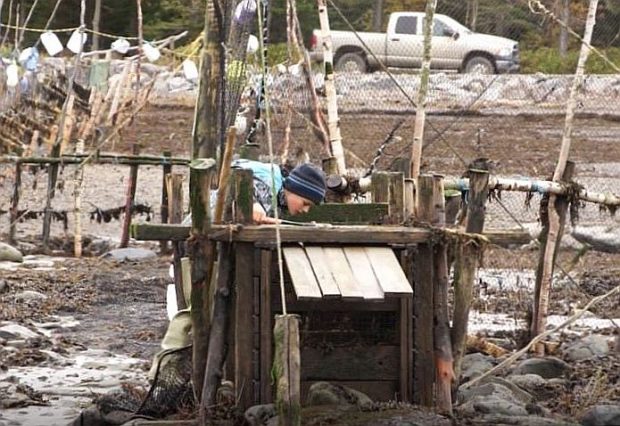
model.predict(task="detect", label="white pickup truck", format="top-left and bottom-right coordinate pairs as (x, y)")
top-left (309, 12), bottom-right (520, 74)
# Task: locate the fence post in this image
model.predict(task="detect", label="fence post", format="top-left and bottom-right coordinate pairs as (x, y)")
top-left (159, 150), bottom-right (172, 254)
top-left (9, 162), bottom-right (21, 245)
top-left (167, 173), bottom-right (186, 310)
top-left (120, 144), bottom-right (141, 248)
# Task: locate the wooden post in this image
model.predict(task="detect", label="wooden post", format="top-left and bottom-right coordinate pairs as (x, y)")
top-left (73, 138), bottom-right (85, 257)
top-left (404, 178), bottom-right (414, 219)
top-left (9, 162), bottom-right (21, 245)
top-left (372, 172), bottom-right (405, 224)
top-left (260, 249), bottom-right (274, 403)
top-left (531, 162), bottom-right (575, 345)
top-left (159, 151), bottom-right (172, 254)
top-left (273, 314), bottom-right (301, 426)
top-left (412, 174), bottom-right (435, 406)
top-left (168, 173), bottom-right (186, 310)
top-left (451, 170), bottom-right (489, 383)
top-left (189, 158), bottom-right (217, 403)
top-left (120, 144), bottom-right (141, 248)
top-left (431, 175), bottom-right (453, 415)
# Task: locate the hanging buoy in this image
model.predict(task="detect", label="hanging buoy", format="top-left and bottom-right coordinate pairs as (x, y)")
top-left (247, 34), bottom-right (259, 54)
top-left (182, 59), bottom-right (198, 81)
top-left (111, 38), bottom-right (131, 54)
top-left (67, 29), bottom-right (88, 54)
top-left (142, 43), bottom-right (160, 62)
top-left (6, 62), bottom-right (19, 87)
top-left (18, 47), bottom-right (39, 71)
top-left (40, 32), bottom-right (63, 56)
top-left (234, 0), bottom-right (257, 25)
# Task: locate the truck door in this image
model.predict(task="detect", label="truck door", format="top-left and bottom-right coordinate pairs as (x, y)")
top-left (386, 15), bottom-right (423, 68)
top-left (430, 17), bottom-right (462, 69)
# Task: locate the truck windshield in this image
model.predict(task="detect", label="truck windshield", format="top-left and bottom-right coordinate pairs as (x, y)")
top-left (436, 15), bottom-right (472, 35)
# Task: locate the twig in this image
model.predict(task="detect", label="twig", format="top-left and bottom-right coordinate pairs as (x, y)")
top-left (462, 282), bottom-right (620, 390)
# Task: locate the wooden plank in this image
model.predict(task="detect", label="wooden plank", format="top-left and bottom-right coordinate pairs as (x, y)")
top-left (301, 346), bottom-right (400, 381)
top-left (322, 247), bottom-right (364, 300)
top-left (365, 247), bottom-right (412, 296)
top-left (282, 203), bottom-right (388, 224)
top-left (235, 243), bottom-right (255, 410)
top-left (304, 246), bottom-right (341, 299)
top-left (260, 250), bottom-right (273, 404)
top-left (343, 247), bottom-right (384, 300)
top-left (302, 381), bottom-right (398, 403)
top-left (400, 297), bottom-right (412, 402)
top-left (282, 247), bottom-right (323, 300)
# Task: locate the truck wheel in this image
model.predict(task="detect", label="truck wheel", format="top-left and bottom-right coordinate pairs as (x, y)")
top-left (335, 53), bottom-right (367, 73)
top-left (464, 56), bottom-right (495, 74)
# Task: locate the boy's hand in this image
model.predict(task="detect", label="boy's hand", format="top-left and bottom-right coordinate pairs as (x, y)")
top-left (252, 203), bottom-right (280, 224)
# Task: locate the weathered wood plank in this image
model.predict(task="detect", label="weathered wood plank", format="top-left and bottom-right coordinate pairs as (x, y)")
top-left (322, 247), bottom-right (364, 300)
top-left (301, 345), bottom-right (400, 381)
top-left (260, 249), bottom-right (273, 404)
top-left (282, 203), bottom-right (388, 224)
top-left (282, 247), bottom-right (323, 300)
top-left (343, 247), bottom-right (384, 301)
top-left (235, 243), bottom-right (256, 410)
top-left (304, 246), bottom-right (341, 298)
top-left (365, 247), bottom-right (412, 296)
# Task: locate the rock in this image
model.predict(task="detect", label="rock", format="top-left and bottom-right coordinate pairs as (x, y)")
top-left (14, 290), bottom-right (48, 303)
top-left (306, 381), bottom-right (373, 409)
top-left (564, 335), bottom-right (610, 361)
top-left (458, 382), bottom-right (532, 406)
top-left (460, 352), bottom-right (495, 382)
top-left (101, 248), bottom-right (156, 262)
top-left (477, 377), bottom-right (534, 404)
top-left (0, 323), bottom-right (40, 340)
top-left (15, 241), bottom-right (37, 254)
top-left (88, 238), bottom-right (113, 256)
top-left (458, 395), bottom-right (528, 417)
top-left (508, 374), bottom-right (548, 392)
top-left (0, 243), bottom-right (23, 263)
top-left (477, 415), bottom-right (579, 425)
top-left (581, 405), bottom-right (620, 426)
top-left (0, 279), bottom-right (8, 294)
top-left (245, 404), bottom-right (276, 426)
top-left (513, 357), bottom-right (571, 379)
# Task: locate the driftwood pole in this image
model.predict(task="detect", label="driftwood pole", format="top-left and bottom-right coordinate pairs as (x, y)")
top-left (531, 0), bottom-right (599, 341)
top-left (9, 162), bottom-right (21, 245)
top-left (410, 0), bottom-right (436, 179)
top-left (167, 173), bottom-right (186, 310)
top-left (120, 144), bottom-right (141, 248)
top-left (451, 170), bottom-right (489, 383)
top-left (159, 151), bottom-right (172, 254)
top-left (431, 175), bottom-right (453, 415)
top-left (316, 0), bottom-right (346, 174)
top-left (73, 138), bottom-right (85, 257)
top-left (274, 314), bottom-right (302, 426)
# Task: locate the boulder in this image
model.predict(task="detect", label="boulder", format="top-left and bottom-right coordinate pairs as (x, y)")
top-left (245, 404), bottom-right (276, 426)
top-left (458, 395), bottom-right (528, 417)
top-left (101, 248), bottom-right (156, 262)
top-left (0, 323), bottom-right (40, 340)
top-left (580, 405), bottom-right (620, 426)
top-left (458, 382), bottom-right (531, 406)
top-left (476, 415), bottom-right (579, 425)
top-left (460, 352), bottom-right (495, 382)
top-left (306, 381), bottom-right (373, 409)
top-left (564, 335), bottom-right (610, 361)
top-left (0, 279), bottom-right (8, 294)
top-left (508, 374), bottom-right (548, 392)
top-left (0, 243), bottom-right (23, 263)
top-left (513, 357), bottom-right (570, 379)
top-left (14, 290), bottom-right (48, 303)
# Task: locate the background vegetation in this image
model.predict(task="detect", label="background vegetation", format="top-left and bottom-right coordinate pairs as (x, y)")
top-left (1, 0), bottom-right (619, 73)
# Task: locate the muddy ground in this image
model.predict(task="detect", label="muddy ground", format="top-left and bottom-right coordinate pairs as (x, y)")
top-left (1, 105), bottom-right (619, 425)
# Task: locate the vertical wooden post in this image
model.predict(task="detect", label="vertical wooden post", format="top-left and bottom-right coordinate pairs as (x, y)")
top-left (159, 151), bottom-right (172, 254)
top-left (233, 169), bottom-right (255, 224)
top-left (9, 162), bottom-right (21, 245)
top-left (451, 170), bottom-right (489, 383)
top-left (404, 179), bottom-right (415, 219)
top-left (260, 249), bottom-right (274, 404)
top-left (73, 138), bottom-right (85, 258)
top-left (412, 174), bottom-right (435, 406)
top-left (531, 162), bottom-right (575, 344)
top-left (431, 175), bottom-right (453, 415)
top-left (189, 158), bottom-right (217, 403)
top-left (120, 144), bottom-right (141, 248)
top-left (168, 173), bottom-right (186, 310)
top-left (388, 172), bottom-right (405, 223)
top-left (274, 314), bottom-right (301, 426)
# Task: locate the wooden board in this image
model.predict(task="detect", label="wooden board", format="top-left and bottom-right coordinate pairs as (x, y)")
top-left (304, 246), bottom-right (341, 298)
top-left (365, 247), bottom-right (412, 296)
top-left (343, 247), bottom-right (384, 301)
top-left (282, 246), bottom-right (322, 300)
top-left (322, 247), bottom-right (364, 300)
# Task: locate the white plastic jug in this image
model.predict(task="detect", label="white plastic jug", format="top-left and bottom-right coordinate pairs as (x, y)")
top-left (40, 32), bottom-right (63, 56)
top-left (6, 62), bottom-right (19, 87)
top-left (111, 38), bottom-right (130, 54)
top-left (142, 43), bottom-right (160, 62)
top-left (66, 29), bottom-right (87, 54)
top-left (182, 59), bottom-right (198, 80)
top-left (247, 34), bottom-right (259, 54)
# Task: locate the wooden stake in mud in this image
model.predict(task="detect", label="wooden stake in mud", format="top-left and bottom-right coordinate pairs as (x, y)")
top-left (410, 0), bottom-right (437, 180)
top-left (73, 138), bottom-right (85, 257)
top-left (159, 151), bottom-right (172, 254)
top-left (120, 144), bottom-right (141, 248)
top-left (273, 314), bottom-right (301, 426)
top-left (431, 175), bottom-right (453, 415)
top-left (531, 0), bottom-right (599, 342)
top-left (316, 0), bottom-right (346, 174)
top-left (9, 162), bottom-right (21, 245)
top-left (451, 169), bottom-right (488, 383)
top-left (167, 173), bottom-right (186, 310)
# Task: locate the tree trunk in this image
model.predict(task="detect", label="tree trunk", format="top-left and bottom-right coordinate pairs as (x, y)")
top-left (372, 0), bottom-right (384, 32)
top-left (92, 0), bottom-right (102, 52)
top-left (559, 0), bottom-right (570, 58)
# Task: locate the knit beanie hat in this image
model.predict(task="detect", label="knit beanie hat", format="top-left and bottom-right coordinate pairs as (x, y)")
top-left (283, 163), bottom-right (326, 205)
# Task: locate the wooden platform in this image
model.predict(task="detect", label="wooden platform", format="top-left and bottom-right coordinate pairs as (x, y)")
top-left (283, 245), bottom-right (412, 301)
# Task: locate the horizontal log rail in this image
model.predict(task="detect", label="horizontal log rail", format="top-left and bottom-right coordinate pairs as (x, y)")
top-left (131, 223), bottom-right (532, 246)
top-left (0, 154), bottom-right (190, 167)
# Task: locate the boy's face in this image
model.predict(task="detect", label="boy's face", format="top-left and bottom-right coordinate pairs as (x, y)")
top-left (284, 190), bottom-right (314, 215)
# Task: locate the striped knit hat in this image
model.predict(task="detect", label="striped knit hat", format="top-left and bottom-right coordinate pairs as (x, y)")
top-left (283, 163), bottom-right (326, 205)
